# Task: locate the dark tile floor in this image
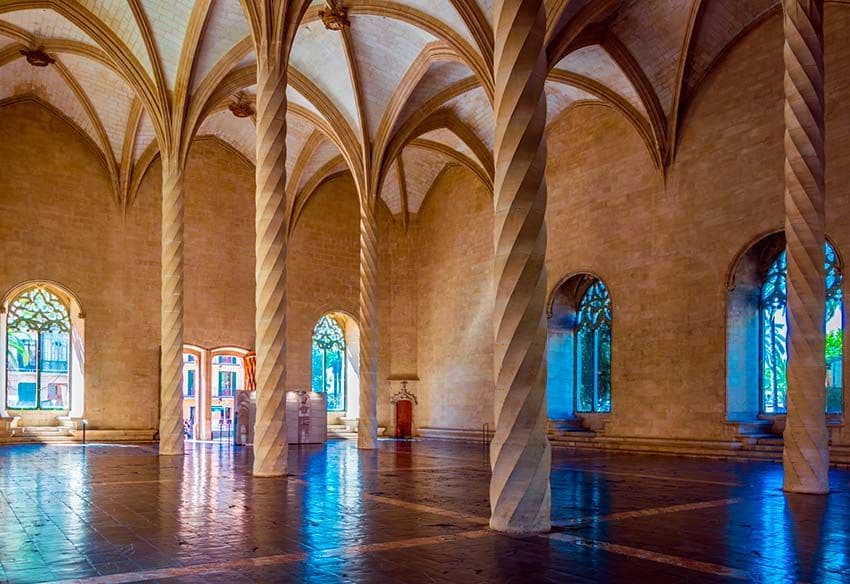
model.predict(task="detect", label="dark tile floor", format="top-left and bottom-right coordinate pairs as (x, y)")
top-left (0, 439), bottom-right (848, 583)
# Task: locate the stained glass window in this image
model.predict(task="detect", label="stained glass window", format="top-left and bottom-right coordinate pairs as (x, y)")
top-left (761, 243), bottom-right (843, 414)
top-left (575, 281), bottom-right (612, 413)
top-left (311, 315), bottom-right (346, 412)
top-left (6, 286), bottom-right (71, 410)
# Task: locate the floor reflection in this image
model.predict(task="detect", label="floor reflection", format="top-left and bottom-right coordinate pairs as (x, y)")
top-left (0, 440), bottom-right (848, 583)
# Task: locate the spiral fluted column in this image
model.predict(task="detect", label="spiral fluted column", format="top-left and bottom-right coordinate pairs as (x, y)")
top-left (159, 156), bottom-right (185, 456)
top-left (357, 195), bottom-right (379, 449)
top-left (252, 58), bottom-right (289, 477)
top-left (782, 0), bottom-right (829, 494)
top-left (489, 0), bottom-right (551, 533)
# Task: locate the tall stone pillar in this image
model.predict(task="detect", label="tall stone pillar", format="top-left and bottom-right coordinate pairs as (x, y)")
top-left (252, 55), bottom-right (289, 477)
top-left (490, 0), bottom-right (551, 533)
top-left (357, 195), bottom-right (379, 449)
top-left (782, 0), bottom-right (829, 494)
top-left (159, 155), bottom-right (185, 456)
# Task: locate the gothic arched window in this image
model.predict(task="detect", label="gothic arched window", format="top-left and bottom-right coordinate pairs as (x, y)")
top-left (575, 281), bottom-right (612, 413)
top-left (312, 315), bottom-right (346, 412)
top-left (761, 242), bottom-right (843, 414)
top-left (6, 286), bottom-right (71, 410)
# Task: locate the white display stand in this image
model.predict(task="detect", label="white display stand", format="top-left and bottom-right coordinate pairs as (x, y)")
top-left (285, 390), bottom-right (327, 444)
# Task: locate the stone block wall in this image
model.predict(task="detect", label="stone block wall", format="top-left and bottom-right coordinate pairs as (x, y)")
top-left (137, 138), bottom-right (257, 352)
top-left (414, 165), bottom-right (494, 432)
top-left (0, 101), bottom-right (160, 430)
top-left (286, 174), bottom-right (361, 392)
top-left (542, 8), bottom-right (850, 444)
top-left (409, 7), bottom-right (850, 448)
top-left (0, 103), bottom-right (402, 434)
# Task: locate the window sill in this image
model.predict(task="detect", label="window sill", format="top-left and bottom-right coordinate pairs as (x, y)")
top-left (758, 413), bottom-right (843, 426)
top-left (7, 408), bottom-right (70, 412)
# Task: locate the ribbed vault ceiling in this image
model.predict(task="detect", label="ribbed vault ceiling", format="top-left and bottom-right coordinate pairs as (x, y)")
top-left (0, 0), bottom-right (800, 223)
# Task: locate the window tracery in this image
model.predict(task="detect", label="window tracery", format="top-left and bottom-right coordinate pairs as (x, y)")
top-left (576, 281), bottom-right (612, 414)
top-left (6, 286), bottom-right (71, 410)
top-left (761, 243), bottom-right (843, 414)
top-left (312, 315), bottom-right (346, 412)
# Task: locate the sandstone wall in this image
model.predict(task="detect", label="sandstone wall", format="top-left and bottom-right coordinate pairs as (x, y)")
top-left (0, 101), bottom-right (160, 430)
top-left (286, 174), bottom-right (401, 431)
top-left (0, 104), bottom-right (381, 432)
top-left (542, 7), bottom-right (850, 442)
top-left (138, 139), bottom-right (256, 352)
top-left (415, 165), bottom-right (494, 431)
top-left (408, 7), bottom-right (850, 446)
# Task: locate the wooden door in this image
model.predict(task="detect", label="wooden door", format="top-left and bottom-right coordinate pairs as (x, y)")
top-left (396, 399), bottom-right (413, 438)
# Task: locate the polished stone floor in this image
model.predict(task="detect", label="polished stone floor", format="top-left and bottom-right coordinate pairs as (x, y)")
top-left (0, 439), bottom-right (848, 583)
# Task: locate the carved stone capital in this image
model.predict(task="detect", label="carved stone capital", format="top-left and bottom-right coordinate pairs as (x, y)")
top-left (319, 6), bottom-right (350, 30)
top-left (20, 48), bottom-right (54, 67)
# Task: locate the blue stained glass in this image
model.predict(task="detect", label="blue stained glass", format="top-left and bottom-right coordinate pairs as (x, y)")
top-left (576, 281), bottom-right (612, 413)
top-left (761, 243), bottom-right (843, 414)
top-left (311, 315), bottom-right (346, 412)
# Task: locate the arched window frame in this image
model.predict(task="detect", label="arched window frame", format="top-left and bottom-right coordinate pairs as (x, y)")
top-left (5, 285), bottom-right (72, 411)
top-left (575, 281), bottom-right (613, 414)
top-left (759, 242), bottom-right (843, 415)
top-left (312, 314), bottom-right (347, 412)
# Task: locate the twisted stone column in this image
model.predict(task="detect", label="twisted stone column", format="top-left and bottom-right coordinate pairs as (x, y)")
top-left (490, 0), bottom-right (551, 533)
top-left (159, 156), bottom-right (185, 456)
top-left (252, 58), bottom-right (289, 477)
top-left (357, 195), bottom-right (379, 449)
top-left (782, 0), bottom-right (829, 494)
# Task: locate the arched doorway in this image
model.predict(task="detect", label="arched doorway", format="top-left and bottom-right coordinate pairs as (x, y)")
top-left (181, 345), bottom-right (248, 441)
top-left (1, 281), bottom-right (85, 427)
top-left (210, 350), bottom-right (245, 440)
top-left (311, 312), bottom-right (360, 429)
